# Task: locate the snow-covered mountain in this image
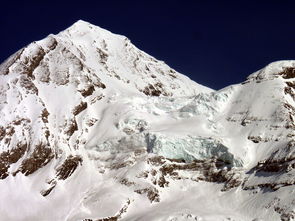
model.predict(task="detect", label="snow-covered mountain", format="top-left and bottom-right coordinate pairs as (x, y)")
top-left (1, 20), bottom-right (295, 221)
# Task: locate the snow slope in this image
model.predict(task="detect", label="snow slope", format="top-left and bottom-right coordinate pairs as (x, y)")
top-left (1, 20), bottom-right (295, 221)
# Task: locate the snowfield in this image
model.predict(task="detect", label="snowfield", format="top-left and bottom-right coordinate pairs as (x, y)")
top-left (0, 20), bottom-right (295, 220)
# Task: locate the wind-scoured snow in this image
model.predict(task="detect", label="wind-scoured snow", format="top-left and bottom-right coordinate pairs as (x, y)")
top-left (0, 20), bottom-right (295, 221)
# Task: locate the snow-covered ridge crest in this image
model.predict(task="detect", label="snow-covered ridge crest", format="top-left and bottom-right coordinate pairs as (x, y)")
top-left (57, 19), bottom-right (213, 96)
top-left (1, 20), bottom-right (295, 220)
top-left (246, 60), bottom-right (295, 82)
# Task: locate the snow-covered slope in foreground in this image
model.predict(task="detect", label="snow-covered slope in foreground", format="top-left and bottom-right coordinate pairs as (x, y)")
top-left (1, 20), bottom-right (295, 221)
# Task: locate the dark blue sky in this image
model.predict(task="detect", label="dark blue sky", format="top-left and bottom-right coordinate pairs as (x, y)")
top-left (1, 0), bottom-right (295, 89)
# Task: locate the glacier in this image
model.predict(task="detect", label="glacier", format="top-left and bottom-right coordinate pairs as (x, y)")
top-left (0, 20), bottom-right (295, 220)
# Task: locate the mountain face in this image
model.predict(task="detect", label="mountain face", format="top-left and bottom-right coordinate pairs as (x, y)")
top-left (1, 20), bottom-right (295, 221)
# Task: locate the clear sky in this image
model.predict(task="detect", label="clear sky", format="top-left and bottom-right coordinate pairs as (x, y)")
top-left (1, 0), bottom-right (295, 89)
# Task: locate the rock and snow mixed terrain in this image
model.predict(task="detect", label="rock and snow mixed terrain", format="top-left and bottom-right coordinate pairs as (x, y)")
top-left (1, 20), bottom-right (295, 221)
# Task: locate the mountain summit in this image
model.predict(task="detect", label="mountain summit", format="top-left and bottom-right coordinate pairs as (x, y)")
top-left (1, 20), bottom-right (295, 221)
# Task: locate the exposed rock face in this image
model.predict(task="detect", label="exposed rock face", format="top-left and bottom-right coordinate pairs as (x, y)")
top-left (16, 143), bottom-right (54, 176)
top-left (0, 142), bottom-right (27, 179)
top-left (1, 20), bottom-right (295, 221)
top-left (56, 155), bottom-right (83, 180)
